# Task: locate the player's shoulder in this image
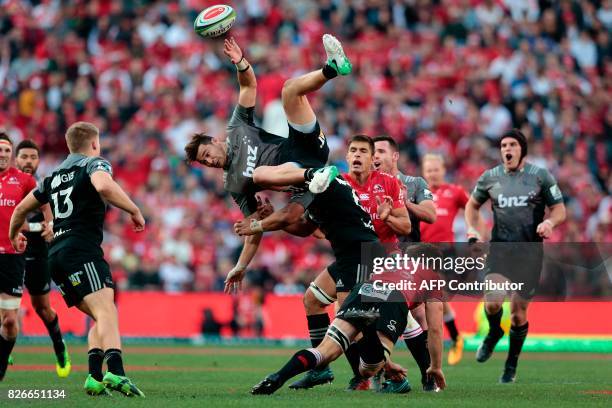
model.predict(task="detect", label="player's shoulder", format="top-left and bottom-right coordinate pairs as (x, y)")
top-left (482, 164), bottom-right (504, 179)
top-left (373, 170), bottom-right (399, 185)
top-left (523, 162), bottom-right (551, 178)
top-left (9, 167), bottom-right (33, 181)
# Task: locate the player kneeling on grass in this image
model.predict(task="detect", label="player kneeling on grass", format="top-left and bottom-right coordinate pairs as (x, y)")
top-left (9, 122), bottom-right (146, 397)
top-left (251, 244), bottom-right (447, 396)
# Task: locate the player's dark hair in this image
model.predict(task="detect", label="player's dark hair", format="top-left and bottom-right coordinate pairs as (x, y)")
top-left (185, 133), bottom-right (214, 162)
top-left (348, 134), bottom-right (374, 155)
top-left (499, 128), bottom-right (528, 160)
top-left (65, 121), bottom-right (99, 153)
top-left (372, 135), bottom-right (399, 152)
top-left (16, 139), bottom-right (40, 155)
top-left (0, 131), bottom-right (13, 146)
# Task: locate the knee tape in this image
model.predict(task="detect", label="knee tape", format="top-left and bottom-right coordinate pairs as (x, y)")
top-left (309, 282), bottom-right (336, 306)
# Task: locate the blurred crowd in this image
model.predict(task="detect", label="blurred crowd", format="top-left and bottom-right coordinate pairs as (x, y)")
top-left (0, 0), bottom-right (610, 295)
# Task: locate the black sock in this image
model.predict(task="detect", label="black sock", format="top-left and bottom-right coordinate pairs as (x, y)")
top-left (307, 313), bottom-right (329, 371)
top-left (322, 64), bottom-right (338, 79)
top-left (277, 349), bottom-right (321, 383)
top-left (345, 341), bottom-right (362, 377)
top-left (445, 318), bottom-right (459, 342)
top-left (0, 334), bottom-right (16, 373)
top-left (506, 323), bottom-right (529, 368)
top-left (486, 308), bottom-right (504, 336)
top-left (304, 168), bottom-right (321, 182)
top-left (44, 315), bottom-right (65, 361)
top-left (88, 348), bottom-right (104, 381)
top-left (307, 313), bottom-right (329, 348)
top-left (404, 330), bottom-right (430, 382)
top-left (104, 349), bottom-right (125, 376)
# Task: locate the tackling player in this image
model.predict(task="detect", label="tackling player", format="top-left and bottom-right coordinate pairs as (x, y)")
top-left (372, 135), bottom-right (438, 390)
top-left (420, 153), bottom-right (469, 365)
top-left (0, 133), bottom-right (37, 381)
top-left (15, 140), bottom-right (71, 377)
top-left (465, 129), bottom-right (566, 383)
top-left (10, 122), bottom-right (146, 396)
top-left (341, 134), bottom-right (412, 391)
top-left (185, 34), bottom-right (352, 299)
top-left (250, 244), bottom-right (447, 396)
top-left (231, 177), bottom-right (381, 390)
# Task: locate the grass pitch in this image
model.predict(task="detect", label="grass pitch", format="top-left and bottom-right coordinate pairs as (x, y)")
top-left (1, 344), bottom-right (610, 407)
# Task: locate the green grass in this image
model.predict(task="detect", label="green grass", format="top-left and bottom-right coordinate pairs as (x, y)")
top-left (2, 344), bottom-right (611, 407)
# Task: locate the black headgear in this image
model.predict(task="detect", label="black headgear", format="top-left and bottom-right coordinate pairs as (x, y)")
top-left (499, 129), bottom-right (527, 161)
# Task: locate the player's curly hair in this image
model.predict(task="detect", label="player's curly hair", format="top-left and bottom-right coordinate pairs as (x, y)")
top-left (184, 133), bottom-right (214, 162)
top-left (16, 139), bottom-right (40, 155)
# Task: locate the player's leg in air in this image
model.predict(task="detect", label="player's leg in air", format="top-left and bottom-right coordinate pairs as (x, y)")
top-left (25, 257), bottom-right (71, 377)
top-left (444, 302), bottom-right (463, 365)
top-left (252, 34), bottom-right (352, 193)
top-left (476, 273), bottom-right (507, 365)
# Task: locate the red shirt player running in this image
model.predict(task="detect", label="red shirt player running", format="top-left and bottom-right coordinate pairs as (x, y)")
top-left (342, 135), bottom-right (411, 244)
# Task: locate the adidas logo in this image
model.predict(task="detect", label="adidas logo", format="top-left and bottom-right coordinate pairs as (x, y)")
top-left (337, 279), bottom-right (343, 287)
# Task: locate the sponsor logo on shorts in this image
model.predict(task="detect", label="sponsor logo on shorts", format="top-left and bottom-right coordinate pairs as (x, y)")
top-left (337, 278), bottom-right (344, 288)
top-left (69, 271), bottom-right (83, 286)
top-left (12, 286), bottom-right (23, 295)
top-left (386, 319), bottom-right (397, 333)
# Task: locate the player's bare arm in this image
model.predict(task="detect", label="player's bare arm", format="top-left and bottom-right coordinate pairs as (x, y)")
top-left (464, 197), bottom-right (484, 242)
top-left (90, 171), bottom-right (145, 232)
top-left (224, 37), bottom-right (256, 108)
top-left (425, 300), bottom-right (446, 390)
top-left (405, 198), bottom-right (437, 224)
top-left (234, 202), bottom-right (306, 236)
top-left (377, 195), bottom-right (411, 235)
top-left (9, 191), bottom-right (42, 251)
top-left (536, 203), bottom-right (566, 239)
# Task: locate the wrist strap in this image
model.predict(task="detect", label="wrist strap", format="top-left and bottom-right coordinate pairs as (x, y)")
top-left (235, 56), bottom-right (249, 71)
top-left (250, 219), bottom-right (264, 233)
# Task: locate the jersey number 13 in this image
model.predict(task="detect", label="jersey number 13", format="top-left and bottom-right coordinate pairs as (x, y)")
top-left (51, 187), bottom-right (74, 219)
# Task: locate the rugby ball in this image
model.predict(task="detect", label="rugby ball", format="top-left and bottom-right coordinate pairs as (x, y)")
top-left (194, 5), bottom-right (237, 38)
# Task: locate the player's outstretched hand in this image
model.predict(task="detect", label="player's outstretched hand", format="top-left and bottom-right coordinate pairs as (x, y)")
top-left (255, 195), bottom-right (274, 220)
top-left (383, 360), bottom-right (407, 381)
top-left (11, 232), bottom-right (27, 253)
top-left (426, 367), bottom-right (446, 390)
top-left (224, 264), bottom-right (246, 294)
top-left (131, 211), bottom-right (146, 232)
top-left (223, 37), bottom-right (243, 64)
top-left (376, 195), bottom-right (393, 221)
top-left (536, 220), bottom-right (553, 239)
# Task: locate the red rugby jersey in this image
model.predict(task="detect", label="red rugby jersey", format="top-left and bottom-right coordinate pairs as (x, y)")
top-left (343, 170), bottom-right (404, 243)
top-left (0, 167), bottom-right (37, 254)
top-left (421, 183), bottom-right (469, 243)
